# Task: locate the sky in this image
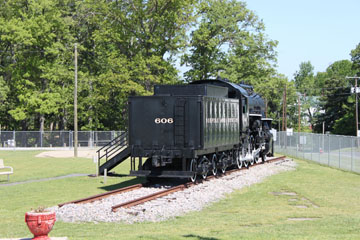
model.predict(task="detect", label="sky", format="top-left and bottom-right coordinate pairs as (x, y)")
top-left (245, 0), bottom-right (360, 80)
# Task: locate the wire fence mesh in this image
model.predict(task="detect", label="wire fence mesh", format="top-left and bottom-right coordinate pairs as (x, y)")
top-left (0, 131), bottom-right (123, 148)
top-left (275, 131), bottom-right (360, 174)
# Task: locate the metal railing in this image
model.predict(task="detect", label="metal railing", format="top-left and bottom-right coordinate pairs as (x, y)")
top-left (275, 131), bottom-right (360, 174)
top-left (0, 131), bottom-right (124, 148)
top-left (97, 131), bottom-right (128, 163)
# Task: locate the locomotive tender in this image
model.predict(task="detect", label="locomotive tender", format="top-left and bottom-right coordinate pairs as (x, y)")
top-left (128, 78), bottom-right (273, 182)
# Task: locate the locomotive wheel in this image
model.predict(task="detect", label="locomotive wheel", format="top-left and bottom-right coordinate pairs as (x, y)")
top-left (189, 158), bottom-right (197, 182)
top-left (211, 154), bottom-right (217, 176)
top-left (201, 156), bottom-right (208, 180)
top-left (201, 169), bottom-right (207, 180)
top-left (254, 156), bottom-right (259, 164)
top-left (221, 162), bottom-right (227, 174)
top-left (250, 158), bottom-right (254, 165)
top-left (244, 160), bottom-right (249, 168)
top-left (262, 153), bottom-right (267, 163)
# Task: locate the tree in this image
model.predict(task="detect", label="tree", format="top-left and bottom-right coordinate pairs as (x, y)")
top-left (350, 43), bottom-right (360, 73)
top-left (293, 61), bottom-right (315, 93)
top-left (0, 0), bottom-right (75, 131)
top-left (292, 61), bottom-right (318, 128)
top-left (77, 0), bottom-right (196, 130)
top-left (314, 60), bottom-right (357, 135)
top-left (182, 0), bottom-right (277, 82)
top-left (254, 74), bottom-right (296, 130)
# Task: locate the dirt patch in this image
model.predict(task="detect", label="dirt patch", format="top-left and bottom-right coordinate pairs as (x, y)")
top-left (270, 191), bottom-right (297, 196)
top-left (36, 149), bottom-right (98, 159)
top-left (288, 217), bottom-right (320, 221)
top-left (295, 205), bottom-right (308, 208)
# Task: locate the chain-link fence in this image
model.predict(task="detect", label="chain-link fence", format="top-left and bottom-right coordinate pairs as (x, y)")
top-left (275, 131), bottom-right (360, 174)
top-left (0, 131), bottom-right (124, 148)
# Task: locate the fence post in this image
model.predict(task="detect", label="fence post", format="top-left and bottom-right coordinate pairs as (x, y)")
top-left (350, 137), bottom-right (353, 171)
top-left (338, 137), bottom-right (341, 169)
top-left (13, 130), bottom-right (15, 147)
top-left (291, 135), bottom-right (293, 157)
top-left (70, 131), bottom-right (73, 148)
top-left (303, 133), bottom-right (305, 160)
top-left (311, 133), bottom-right (313, 161)
top-left (328, 135), bottom-right (330, 166)
top-left (40, 131), bottom-right (43, 147)
top-left (318, 134), bottom-right (320, 163)
top-left (351, 137), bottom-right (353, 172)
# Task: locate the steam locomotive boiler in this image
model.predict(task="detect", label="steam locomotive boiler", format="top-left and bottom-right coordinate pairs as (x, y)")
top-left (128, 78), bottom-right (273, 182)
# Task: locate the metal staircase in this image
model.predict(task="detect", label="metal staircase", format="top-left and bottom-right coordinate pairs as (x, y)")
top-left (97, 131), bottom-right (130, 175)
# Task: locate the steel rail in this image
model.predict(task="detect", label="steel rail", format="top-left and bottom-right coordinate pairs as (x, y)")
top-left (112, 182), bottom-right (194, 211)
top-left (111, 155), bottom-right (287, 211)
top-left (58, 183), bottom-right (145, 207)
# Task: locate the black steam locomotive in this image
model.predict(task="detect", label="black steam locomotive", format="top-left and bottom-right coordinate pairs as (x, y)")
top-left (128, 78), bottom-right (273, 182)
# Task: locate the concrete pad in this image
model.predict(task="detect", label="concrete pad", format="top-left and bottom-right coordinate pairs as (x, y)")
top-left (36, 149), bottom-right (97, 158)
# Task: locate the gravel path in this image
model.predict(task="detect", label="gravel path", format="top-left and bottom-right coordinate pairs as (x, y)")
top-left (50, 158), bottom-right (296, 224)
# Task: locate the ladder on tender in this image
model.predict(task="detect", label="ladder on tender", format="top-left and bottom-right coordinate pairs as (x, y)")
top-left (175, 98), bottom-right (186, 147)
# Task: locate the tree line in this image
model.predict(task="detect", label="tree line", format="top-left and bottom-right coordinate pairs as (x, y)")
top-left (292, 43), bottom-right (360, 136)
top-left (0, 0), bottom-right (359, 136)
top-left (0, 0), bottom-right (285, 131)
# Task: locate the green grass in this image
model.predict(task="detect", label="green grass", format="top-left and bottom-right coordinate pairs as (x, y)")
top-left (0, 151), bottom-right (360, 239)
top-left (0, 150), bottom-right (94, 182)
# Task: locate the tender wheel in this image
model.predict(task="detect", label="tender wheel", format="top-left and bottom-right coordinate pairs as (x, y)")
top-left (236, 152), bottom-right (242, 169)
top-left (189, 158), bottom-right (197, 182)
top-left (211, 154), bottom-right (217, 176)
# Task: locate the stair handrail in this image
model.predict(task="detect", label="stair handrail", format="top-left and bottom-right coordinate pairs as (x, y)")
top-left (97, 131), bottom-right (128, 163)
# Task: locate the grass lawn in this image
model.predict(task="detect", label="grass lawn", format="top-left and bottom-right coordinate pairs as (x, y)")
top-left (0, 151), bottom-right (360, 239)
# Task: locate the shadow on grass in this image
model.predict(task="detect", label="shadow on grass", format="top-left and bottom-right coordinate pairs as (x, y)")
top-left (99, 177), bottom-right (146, 191)
top-left (183, 234), bottom-right (220, 240)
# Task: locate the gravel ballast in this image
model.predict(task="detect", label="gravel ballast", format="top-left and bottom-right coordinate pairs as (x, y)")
top-left (50, 158), bottom-right (296, 223)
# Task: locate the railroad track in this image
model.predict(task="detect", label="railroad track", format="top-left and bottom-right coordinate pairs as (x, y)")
top-left (111, 155), bottom-right (287, 212)
top-left (58, 183), bottom-right (145, 207)
top-left (59, 155), bottom-right (287, 211)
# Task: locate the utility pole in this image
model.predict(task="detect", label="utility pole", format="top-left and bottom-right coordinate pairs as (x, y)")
top-left (265, 99), bottom-right (268, 118)
top-left (282, 88), bottom-right (285, 131)
top-left (356, 77), bottom-right (358, 137)
top-left (282, 85), bottom-right (287, 131)
top-left (74, 43), bottom-right (78, 157)
top-left (346, 76), bottom-right (359, 137)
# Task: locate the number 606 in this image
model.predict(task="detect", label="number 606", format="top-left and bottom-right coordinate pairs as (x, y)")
top-left (154, 118), bottom-right (174, 124)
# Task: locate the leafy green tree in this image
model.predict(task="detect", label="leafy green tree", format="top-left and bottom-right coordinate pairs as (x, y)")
top-left (78, 0), bottom-right (196, 129)
top-left (253, 74), bottom-right (296, 130)
top-left (292, 61), bottom-right (318, 128)
top-left (351, 43), bottom-right (360, 72)
top-left (293, 61), bottom-right (315, 91)
top-left (0, 0), bottom-right (75, 131)
top-left (314, 60), bottom-right (356, 135)
top-left (182, 0), bottom-right (277, 82)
